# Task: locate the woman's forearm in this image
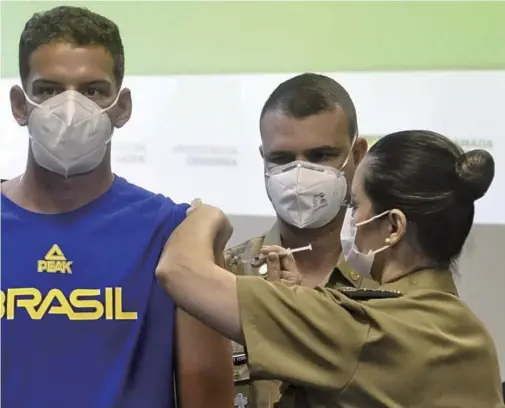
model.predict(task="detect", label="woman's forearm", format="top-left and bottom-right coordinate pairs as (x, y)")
top-left (156, 253), bottom-right (243, 343)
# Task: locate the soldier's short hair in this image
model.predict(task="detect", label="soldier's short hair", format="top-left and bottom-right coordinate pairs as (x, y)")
top-left (260, 73), bottom-right (357, 140)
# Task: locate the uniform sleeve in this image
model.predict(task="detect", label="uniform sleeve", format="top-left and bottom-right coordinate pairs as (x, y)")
top-left (236, 276), bottom-right (370, 391)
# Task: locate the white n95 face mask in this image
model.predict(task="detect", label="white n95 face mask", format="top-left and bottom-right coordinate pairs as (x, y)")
top-left (265, 160), bottom-right (348, 229)
top-left (340, 208), bottom-right (391, 278)
top-left (27, 90), bottom-right (118, 177)
top-left (265, 138), bottom-right (357, 229)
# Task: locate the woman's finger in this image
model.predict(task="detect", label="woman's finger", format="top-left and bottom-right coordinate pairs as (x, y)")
top-left (260, 245), bottom-right (288, 256)
top-left (280, 250), bottom-right (297, 273)
top-left (265, 252), bottom-right (281, 282)
top-left (186, 198), bottom-right (203, 215)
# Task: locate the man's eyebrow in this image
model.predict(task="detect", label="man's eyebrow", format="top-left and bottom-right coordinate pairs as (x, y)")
top-left (82, 80), bottom-right (112, 87)
top-left (266, 146), bottom-right (345, 157)
top-left (31, 79), bottom-right (112, 87)
top-left (266, 149), bottom-right (294, 157)
top-left (304, 146), bottom-right (344, 153)
top-left (31, 79), bottom-right (62, 87)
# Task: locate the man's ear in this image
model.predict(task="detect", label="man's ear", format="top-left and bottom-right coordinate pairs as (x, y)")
top-left (113, 88), bottom-right (132, 129)
top-left (10, 85), bottom-right (29, 126)
top-left (352, 136), bottom-right (368, 166)
top-left (259, 145), bottom-right (264, 159)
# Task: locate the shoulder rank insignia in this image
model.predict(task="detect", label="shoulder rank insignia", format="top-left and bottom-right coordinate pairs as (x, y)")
top-left (227, 237), bottom-right (265, 266)
top-left (339, 287), bottom-right (402, 299)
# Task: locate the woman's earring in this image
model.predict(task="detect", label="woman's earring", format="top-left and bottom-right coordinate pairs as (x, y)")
top-left (385, 237), bottom-right (392, 245)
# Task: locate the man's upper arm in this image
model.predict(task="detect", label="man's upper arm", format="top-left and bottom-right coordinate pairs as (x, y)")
top-left (175, 309), bottom-right (234, 408)
top-left (166, 201), bottom-right (234, 407)
top-left (236, 276), bottom-right (370, 391)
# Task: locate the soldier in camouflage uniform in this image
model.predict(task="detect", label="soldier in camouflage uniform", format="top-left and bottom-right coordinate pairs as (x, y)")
top-left (225, 73), bottom-right (378, 408)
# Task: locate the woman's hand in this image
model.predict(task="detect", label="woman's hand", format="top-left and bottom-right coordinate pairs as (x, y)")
top-left (185, 199), bottom-right (233, 266)
top-left (252, 245), bottom-right (302, 286)
top-left (186, 198), bottom-right (203, 215)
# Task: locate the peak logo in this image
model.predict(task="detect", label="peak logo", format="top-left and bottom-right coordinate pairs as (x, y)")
top-left (38, 244), bottom-right (73, 274)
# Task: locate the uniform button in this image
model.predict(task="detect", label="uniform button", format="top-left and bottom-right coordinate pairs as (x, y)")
top-left (350, 271), bottom-right (361, 281)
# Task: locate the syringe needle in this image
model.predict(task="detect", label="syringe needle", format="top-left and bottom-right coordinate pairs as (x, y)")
top-left (287, 244), bottom-right (312, 254)
top-left (242, 243), bottom-right (312, 263)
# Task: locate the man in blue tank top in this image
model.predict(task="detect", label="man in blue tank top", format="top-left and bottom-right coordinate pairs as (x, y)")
top-left (0, 6), bottom-right (233, 408)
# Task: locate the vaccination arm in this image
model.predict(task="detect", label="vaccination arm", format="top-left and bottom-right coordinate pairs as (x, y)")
top-left (174, 306), bottom-right (234, 407)
top-left (156, 203), bottom-right (369, 390)
top-left (156, 203), bottom-right (243, 343)
top-left (171, 202), bottom-right (234, 408)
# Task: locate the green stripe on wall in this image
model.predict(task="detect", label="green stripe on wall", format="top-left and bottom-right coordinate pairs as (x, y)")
top-left (2, 1), bottom-right (505, 78)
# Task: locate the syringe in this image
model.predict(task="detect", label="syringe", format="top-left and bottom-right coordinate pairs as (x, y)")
top-left (242, 243), bottom-right (312, 264)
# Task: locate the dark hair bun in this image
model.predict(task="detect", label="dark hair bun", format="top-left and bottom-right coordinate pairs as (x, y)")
top-left (455, 149), bottom-right (495, 201)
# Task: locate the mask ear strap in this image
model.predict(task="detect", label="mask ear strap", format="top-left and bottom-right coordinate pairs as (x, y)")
top-left (340, 132), bottom-right (359, 170)
top-left (102, 90), bottom-right (122, 113)
top-left (24, 93), bottom-right (41, 109)
top-left (356, 210), bottom-right (391, 227)
top-left (368, 243), bottom-right (391, 256)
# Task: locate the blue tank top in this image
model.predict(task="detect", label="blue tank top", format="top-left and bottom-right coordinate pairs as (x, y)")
top-left (1, 176), bottom-right (188, 408)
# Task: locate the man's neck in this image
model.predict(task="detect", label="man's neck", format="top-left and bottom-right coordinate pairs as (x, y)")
top-left (278, 211), bottom-right (345, 286)
top-left (4, 161), bottom-right (114, 214)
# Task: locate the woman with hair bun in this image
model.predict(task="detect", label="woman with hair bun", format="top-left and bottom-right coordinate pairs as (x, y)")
top-left (156, 130), bottom-right (504, 407)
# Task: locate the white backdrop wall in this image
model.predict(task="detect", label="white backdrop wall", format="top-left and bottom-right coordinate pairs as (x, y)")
top-left (1, 72), bottom-right (504, 378)
top-left (2, 72), bottom-right (505, 223)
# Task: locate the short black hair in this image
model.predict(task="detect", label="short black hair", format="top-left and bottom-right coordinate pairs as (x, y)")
top-left (19, 6), bottom-right (125, 88)
top-left (364, 130), bottom-right (494, 266)
top-left (260, 73), bottom-right (357, 140)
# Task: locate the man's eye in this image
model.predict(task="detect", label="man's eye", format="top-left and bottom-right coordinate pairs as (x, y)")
top-left (318, 153), bottom-right (333, 161)
top-left (82, 88), bottom-right (101, 98)
top-left (307, 152), bottom-right (335, 163)
top-left (37, 87), bottom-right (59, 97)
top-left (268, 156), bottom-right (293, 166)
